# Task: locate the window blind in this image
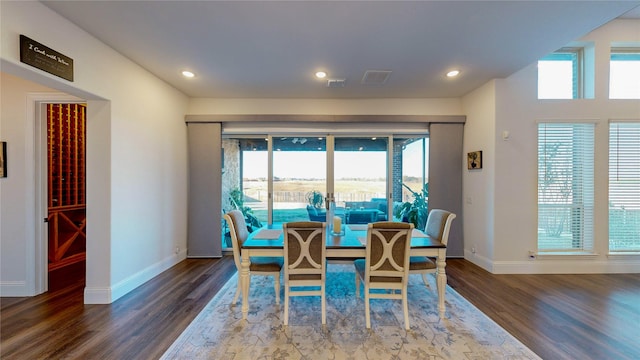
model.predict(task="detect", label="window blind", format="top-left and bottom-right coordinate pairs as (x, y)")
top-left (537, 123), bottom-right (594, 252)
top-left (609, 121), bottom-right (640, 252)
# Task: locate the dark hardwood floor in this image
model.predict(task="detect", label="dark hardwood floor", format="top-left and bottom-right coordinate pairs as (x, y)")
top-left (1, 257), bottom-right (639, 359)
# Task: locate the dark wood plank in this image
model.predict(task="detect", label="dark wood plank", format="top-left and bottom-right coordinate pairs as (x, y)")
top-left (1, 257), bottom-right (236, 360)
top-left (1, 257), bottom-right (639, 359)
top-left (445, 259), bottom-right (640, 360)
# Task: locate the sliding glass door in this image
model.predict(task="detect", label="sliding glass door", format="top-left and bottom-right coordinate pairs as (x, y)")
top-left (221, 133), bottom-right (429, 250)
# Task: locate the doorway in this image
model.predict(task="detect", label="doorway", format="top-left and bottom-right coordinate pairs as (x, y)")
top-left (45, 103), bottom-right (87, 291)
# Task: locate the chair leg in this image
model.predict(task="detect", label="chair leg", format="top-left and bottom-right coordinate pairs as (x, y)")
top-left (284, 286), bottom-right (289, 325)
top-left (232, 278), bottom-right (241, 305)
top-left (364, 289), bottom-right (371, 329)
top-left (274, 273), bottom-right (281, 305)
top-left (402, 291), bottom-right (410, 330)
top-left (321, 284), bottom-right (326, 325)
top-left (421, 273), bottom-right (430, 287)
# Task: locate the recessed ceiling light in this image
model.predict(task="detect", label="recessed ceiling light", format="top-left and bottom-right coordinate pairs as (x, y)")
top-left (182, 70), bottom-right (195, 78)
top-left (315, 71), bottom-right (327, 79)
top-left (446, 70), bottom-right (460, 77)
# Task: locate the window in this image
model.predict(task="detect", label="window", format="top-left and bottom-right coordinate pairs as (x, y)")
top-left (537, 123), bottom-right (594, 252)
top-left (538, 48), bottom-right (583, 99)
top-left (609, 121), bottom-right (640, 252)
top-left (609, 48), bottom-right (640, 99)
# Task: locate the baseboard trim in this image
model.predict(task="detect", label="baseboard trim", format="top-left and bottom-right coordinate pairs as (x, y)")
top-left (463, 250), bottom-right (494, 272)
top-left (493, 259), bottom-right (640, 274)
top-left (84, 249), bottom-right (188, 304)
top-left (83, 287), bottom-right (112, 304)
top-left (464, 251), bottom-right (640, 274)
top-left (0, 281), bottom-right (29, 297)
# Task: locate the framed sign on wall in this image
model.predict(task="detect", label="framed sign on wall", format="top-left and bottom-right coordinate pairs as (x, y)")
top-left (1, 141), bottom-right (7, 177)
top-left (467, 150), bottom-right (482, 170)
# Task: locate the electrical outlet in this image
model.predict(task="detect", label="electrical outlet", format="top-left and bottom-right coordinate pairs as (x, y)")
top-left (528, 250), bottom-right (536, 260)
top-left (471, 246), bottom-right (476, 254)
top-left (175, 246), bottom-right (180, 254)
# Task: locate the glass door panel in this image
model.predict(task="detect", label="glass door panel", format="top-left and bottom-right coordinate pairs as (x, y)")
top-left (222, 137), bottom-right (268, 249)
top-left (272, 136), bottom-right (327, 223)
top-left (334, 137), bottom-right (388, 224)
top-left (393, 136), bottom-right (429, 229)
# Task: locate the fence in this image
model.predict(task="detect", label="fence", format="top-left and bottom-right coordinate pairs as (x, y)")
top-left (244, 189), bottom-right (386, 204)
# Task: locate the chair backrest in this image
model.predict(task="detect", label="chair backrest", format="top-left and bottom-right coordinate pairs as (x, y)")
top-left (306, 205), bottom-right (326, 222)
top-left (365, 221), bottom-right (413, 284)
top-left (283, 221), bottom-right (326, 278)
top-left (424, 209), bottom-right (457, 246)
top-left (223, 210), bottom-right (249, 270)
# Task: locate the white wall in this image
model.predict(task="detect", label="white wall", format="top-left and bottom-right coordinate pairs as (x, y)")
top-left (463, 19), bottom-right (640, 274)
top-left (0, 74), bottom-right (60, 295)
top-left (460, 80), bottom-right (497, 270)
top-left (0, 1), bottom-right (189, 302)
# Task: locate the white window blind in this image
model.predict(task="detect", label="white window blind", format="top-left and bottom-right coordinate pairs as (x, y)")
top-left (609, 121), bottom-right (640, 252)
top-left (537, 123), bottom-right (594, 252)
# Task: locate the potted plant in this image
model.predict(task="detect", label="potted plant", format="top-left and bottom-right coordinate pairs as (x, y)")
top-left (229, 188), bottom-right (262, 232)
top-left (306, 190), bottom-right (325, 209)
top-left (393, 182), bottom-right (429, 230)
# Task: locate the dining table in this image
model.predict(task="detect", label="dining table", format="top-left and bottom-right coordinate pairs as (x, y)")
top-left (240, 222), bottom-right (448, 320)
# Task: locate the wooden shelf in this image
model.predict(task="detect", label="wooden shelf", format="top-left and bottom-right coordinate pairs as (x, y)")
top-left (47, 104), bottom-right (86, 271)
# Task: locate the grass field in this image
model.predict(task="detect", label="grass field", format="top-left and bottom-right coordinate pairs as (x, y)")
top-left (243, 179), bottom-right (424, 204)
top-left (237, 179), bottom-right (424, 225)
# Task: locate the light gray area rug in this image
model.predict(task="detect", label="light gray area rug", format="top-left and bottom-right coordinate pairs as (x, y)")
top-left (162, 264), bottom-right (540, 359)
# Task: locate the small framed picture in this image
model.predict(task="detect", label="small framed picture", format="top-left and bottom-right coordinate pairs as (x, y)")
top-left (0, 142), bottom-right (6, 177)
top-left (467, 150), bottom-right (482, 170)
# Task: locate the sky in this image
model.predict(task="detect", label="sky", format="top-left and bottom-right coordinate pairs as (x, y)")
top-left (242, 140), bottom-right (427, 180)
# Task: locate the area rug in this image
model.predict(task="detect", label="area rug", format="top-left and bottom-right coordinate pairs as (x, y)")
top-left (161, 264), bottom-right (540, 359)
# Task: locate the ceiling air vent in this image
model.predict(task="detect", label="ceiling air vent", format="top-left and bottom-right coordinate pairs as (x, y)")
top-left (326, 78), bottom-right (347, 88)
top-left (361, 70), bottom-right (392, 85)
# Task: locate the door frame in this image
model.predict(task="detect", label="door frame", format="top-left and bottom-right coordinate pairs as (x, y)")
top-left (28, 93), bottom-right (84, 294)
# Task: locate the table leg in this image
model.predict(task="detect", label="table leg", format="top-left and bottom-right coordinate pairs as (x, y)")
top-left (436, 250), bottom-right (447, 318)
top-left (241, 250), bottom-right (251, 320)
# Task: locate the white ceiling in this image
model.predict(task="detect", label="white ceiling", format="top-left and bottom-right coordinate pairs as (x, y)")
top-left (41, 1), bottom-right (640, 99)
